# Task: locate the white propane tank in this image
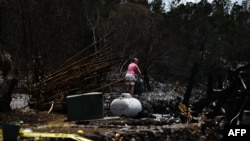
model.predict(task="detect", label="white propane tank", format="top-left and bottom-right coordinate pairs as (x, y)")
top-left (110, 93), bottom-right (142, 117)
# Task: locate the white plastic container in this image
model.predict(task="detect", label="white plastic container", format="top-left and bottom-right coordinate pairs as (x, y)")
top-left (110, 93), bottom-right (142, 117)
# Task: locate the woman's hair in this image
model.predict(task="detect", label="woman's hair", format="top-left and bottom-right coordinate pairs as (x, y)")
top-left (132, 57), bottom-right (139, 63)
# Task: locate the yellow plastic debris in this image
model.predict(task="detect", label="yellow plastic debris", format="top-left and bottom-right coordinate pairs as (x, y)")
top-left (0, 128), bottom-right (93, 141)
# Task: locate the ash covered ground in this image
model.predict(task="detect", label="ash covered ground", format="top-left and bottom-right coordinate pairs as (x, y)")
top-left (0, 82), bottom-right (224, 141)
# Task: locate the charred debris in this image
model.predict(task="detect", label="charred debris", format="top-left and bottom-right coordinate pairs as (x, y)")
top-left (179, 63), bottom-right (250, 125)
top-left (26, 33), bottom-right (125, 111)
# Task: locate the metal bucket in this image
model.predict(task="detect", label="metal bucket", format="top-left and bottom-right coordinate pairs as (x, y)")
top-left (2, 124), bottom-right (20, 141)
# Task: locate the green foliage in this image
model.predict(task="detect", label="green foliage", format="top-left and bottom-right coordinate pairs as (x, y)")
top-left (149, 0), bottom-right (165, 13)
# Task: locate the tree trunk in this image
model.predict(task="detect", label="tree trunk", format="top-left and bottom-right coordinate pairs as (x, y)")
top-left (0, 77), bottom-right (17, 112)
top-left (0, 50), bottom-right (17, 112)
top-left (182, 63), bottom-right (199, 107)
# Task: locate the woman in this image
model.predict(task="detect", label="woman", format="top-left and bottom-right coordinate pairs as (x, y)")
top-left (125, 58), bottom-right (142, 95)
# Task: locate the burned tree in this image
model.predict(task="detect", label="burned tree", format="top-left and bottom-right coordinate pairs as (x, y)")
top-left (0, 49), bottom-right (17, 112)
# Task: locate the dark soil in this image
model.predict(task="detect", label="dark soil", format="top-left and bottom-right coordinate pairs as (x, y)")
top-left (0, 108), bottom-right (222, 141)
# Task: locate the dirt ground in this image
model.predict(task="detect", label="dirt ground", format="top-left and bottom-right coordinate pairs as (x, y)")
top-left (0, 108), bottom-right (224, 141)
top-left (0, 109), bottom-right (126, 141)
top-left (0, 109), bottom-right (119, 133)
top-left (3, 107), bottom-right (249, 141)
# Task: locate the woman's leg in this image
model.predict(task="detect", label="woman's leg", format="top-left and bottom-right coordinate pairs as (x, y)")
top-left (130, 85), bottom-right (134, 95)
top-left (127, 85), bottom-right (130, 93)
